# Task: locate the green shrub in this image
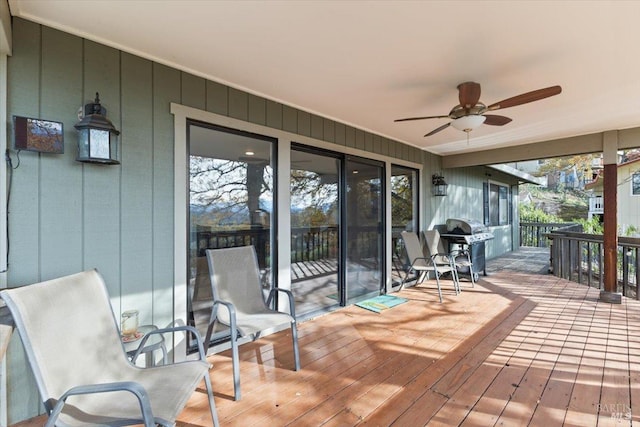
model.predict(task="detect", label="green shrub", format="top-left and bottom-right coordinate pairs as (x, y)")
top-left (575, 216), bottom-right (603, 234)
top-left (519, 203), bottom-right (563, 223)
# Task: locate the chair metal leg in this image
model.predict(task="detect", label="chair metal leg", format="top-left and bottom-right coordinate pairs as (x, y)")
top-left (203, 372), bottom-right (220, 427)
top-left (448, 266), bottom-right (459, 295)
top-left (399, 267), bottom-right (413, 291)
top-left (230, 333), bottom-right (241, 401)
top-left (418, 271), bottom-right (428, 284)
top-left (453, 266), bottom-right (461, 295)
top-left (469, 263), bottom-right (476, 287)
top-left (228, 313), bottom-right (241, 401)
top-left (291, 321), bottom-right (301, 371)
top-left (433, 271), bottom-right (443, 303)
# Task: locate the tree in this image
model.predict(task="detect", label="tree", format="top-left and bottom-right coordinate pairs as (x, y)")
top-left (189, 156), bottom-right (273, 228)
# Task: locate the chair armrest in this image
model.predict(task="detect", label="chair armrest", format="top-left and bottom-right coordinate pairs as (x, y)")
top-left (205, 299), bottom-right (238, 347)
top-left (432, 253), bottom-right (456, 265)
top-left (267, 288), bottom-right (297, 319)
top-left (407, 256), bottom-right (434, 271)
top-left (132, 325), bottom-right (208, 363)
top-left (46, 381), bottom-right (155, 427)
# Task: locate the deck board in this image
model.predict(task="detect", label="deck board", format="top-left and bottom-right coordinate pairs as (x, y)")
top-left (11, 248), bottom-right (640, 427)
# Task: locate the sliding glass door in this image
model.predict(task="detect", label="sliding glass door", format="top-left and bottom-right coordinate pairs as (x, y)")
top-left (290, 148), bottom-right (385, 314)
top-left (345, 157), bottom-right (384, 303)
top-left (290, 146), bottom-right (341, 315)
top-left (391, 165), bottom-right (419, 286)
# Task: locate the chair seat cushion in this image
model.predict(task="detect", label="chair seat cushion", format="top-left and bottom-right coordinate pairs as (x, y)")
top-left (224, 310), bottom-right (294, 337)
top-left (54, 360), bottom-right (210, 426)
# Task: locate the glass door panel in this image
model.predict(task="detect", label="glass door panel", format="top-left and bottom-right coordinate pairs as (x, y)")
top-left (188, 122), bottom-right (275, 344)
top-left (391, 165), bottom-right (419, 286)
top-left (345, 157), bottom-right (384, 303)
top-left (290, 147), bottom-right (341, 316)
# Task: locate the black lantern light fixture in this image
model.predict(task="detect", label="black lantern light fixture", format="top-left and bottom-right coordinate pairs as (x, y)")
top-left (74, 92), bottom-right (120, 164)
top-left (432, 173), bottom-right (448, 196)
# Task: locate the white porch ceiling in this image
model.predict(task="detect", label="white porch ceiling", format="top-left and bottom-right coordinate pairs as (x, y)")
top-left (8, 0), bottom-right (640, 158)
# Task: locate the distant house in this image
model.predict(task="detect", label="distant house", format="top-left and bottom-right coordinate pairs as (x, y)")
top-left (585, 152), bottom-right (640, 236)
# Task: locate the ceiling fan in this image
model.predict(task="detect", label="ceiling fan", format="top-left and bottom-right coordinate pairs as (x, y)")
top-left (395, 82), bottom-right (562, 137)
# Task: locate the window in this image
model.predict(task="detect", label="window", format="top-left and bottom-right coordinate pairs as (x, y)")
top-left (483, 181), bottom-right (510, 226)
top-left (632, 172), bottom-right (640, 195)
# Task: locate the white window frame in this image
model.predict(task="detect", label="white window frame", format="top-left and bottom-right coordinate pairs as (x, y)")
top-left (487, 180), bottom-right (510, 227)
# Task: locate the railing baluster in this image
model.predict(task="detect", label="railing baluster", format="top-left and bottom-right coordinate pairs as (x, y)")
top-left (577, 240), bottom-right (583, 284)
top-left (587, 242), bottom-right (592, 288)
top-left (598, 242), bottom-right (603, 290)
top-left (623, 245), bottom-right (629, 296)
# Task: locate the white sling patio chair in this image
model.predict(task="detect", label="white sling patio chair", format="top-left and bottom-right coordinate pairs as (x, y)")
top-left (204, 245), bottom-right (300, 401)
top-left (423, 229), bottom-right (462, 293)
top-left (423, 229), bottom-right (476, 287)
top-left (0, 269), bottom-right (218, 427)
top-left (400, 231), bottom-right (459, 302)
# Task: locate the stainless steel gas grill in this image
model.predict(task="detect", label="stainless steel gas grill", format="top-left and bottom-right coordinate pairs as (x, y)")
top-left (439, 218), bottom-right (494, 278)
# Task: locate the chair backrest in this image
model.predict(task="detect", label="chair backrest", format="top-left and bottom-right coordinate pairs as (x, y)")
top-left (0, 270), bottom-right (129, 404)
top-left (193, 256), bottom-right (213, 301)
top-left (423, 229), bottom-right (450, 265)
top-left (206, 246), bottom-right (269, 314)
top-left (400, 231), bottom-right (430, 268)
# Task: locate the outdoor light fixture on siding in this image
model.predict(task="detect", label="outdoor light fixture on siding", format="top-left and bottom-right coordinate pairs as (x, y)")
top-left (432, 173), bottom-right (448, 196)
top-left (75, 93), bottom-right (120, 164)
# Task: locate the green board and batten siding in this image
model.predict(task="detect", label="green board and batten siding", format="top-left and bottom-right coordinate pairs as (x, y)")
top-left (5, 17), bottom-right (424, 423)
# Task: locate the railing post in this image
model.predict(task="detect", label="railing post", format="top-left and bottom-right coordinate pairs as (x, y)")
top-left (622, 246), bottom-right (629, 297)
top-left (636, 247), bottom-right (640, 300)
top-left (601, 149), bottom-right (621, 303)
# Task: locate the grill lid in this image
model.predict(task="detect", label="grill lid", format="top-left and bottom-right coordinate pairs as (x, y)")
top-left (446, 218), bottom-right (488, 235)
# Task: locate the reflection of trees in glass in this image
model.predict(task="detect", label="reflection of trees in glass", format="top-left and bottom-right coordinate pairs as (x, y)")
top-left (190, 156), bottom-right (272, 229)
top-left (349, 179), bottom-right (381, 226)
top-left (25, 119), bottom-right (63, 152)
top-left (290, 170), bottom-right (338, 227)
top-left (391, 174), bottom-right (413, 227)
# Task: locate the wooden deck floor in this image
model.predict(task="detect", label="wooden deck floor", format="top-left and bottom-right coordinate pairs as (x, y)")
top-left (12, 248), bottom-right (640, 426)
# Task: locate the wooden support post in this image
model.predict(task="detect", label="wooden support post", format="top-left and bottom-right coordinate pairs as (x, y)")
top-left (600, 134), bottom-right (621, 303)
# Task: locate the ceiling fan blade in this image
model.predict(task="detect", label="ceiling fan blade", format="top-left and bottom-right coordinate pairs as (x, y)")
top-left (458, 82), bottom-right (481, 109)
top-left (394, 114), bottom-right (449, 122)
top-left (487, 85), bottom-right (562, 111)
top-left (483, 115), bottom-right (512, 126)
top-left (424, 122), bottom-right (451, 137)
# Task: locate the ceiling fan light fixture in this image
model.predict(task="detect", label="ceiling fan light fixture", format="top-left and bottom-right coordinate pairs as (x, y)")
top-left (451, 115), bottom-right (486, 132)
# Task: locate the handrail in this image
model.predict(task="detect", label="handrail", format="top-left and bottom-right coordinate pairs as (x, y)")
top-left (520, 222), bottom-right (580, 247)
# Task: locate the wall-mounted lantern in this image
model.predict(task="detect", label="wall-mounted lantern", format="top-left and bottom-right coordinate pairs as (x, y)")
top-left (432, 173), bottom-right (448, 196)
top-left (74, 93), bottom-right (120, 164)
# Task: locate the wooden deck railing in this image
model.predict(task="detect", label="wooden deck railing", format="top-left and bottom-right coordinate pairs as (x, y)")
top-left (195, 224), bottom-right (381, 277)
top-left (290, 226), bottom-right (338, 263)
top-left (546, 228), bottom-right (640, 299)
top-left (194, 227), bottom-right (271, 267)
top-left (519, 221), bottom-right (580, 247)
